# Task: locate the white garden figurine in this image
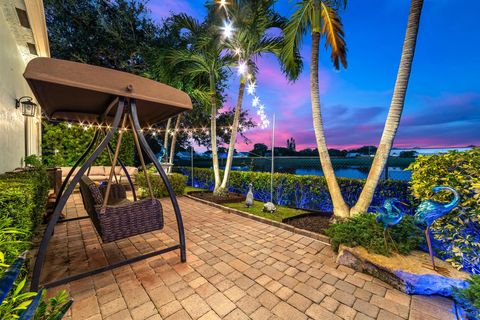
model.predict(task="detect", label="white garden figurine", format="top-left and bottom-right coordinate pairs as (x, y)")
top-left (263, 202), bottom-right (276, 213)
top-left (245, 183), bottom-right (254, 208)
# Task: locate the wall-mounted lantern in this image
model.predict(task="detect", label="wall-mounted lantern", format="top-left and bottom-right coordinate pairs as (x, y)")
top-left (16, 96), bottom-right (37, 117)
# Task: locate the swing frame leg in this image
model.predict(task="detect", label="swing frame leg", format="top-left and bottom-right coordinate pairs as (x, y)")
top-left (31, 99), bottom-right (124, 291)
top-left (131, 100), bottom-right (187, 262)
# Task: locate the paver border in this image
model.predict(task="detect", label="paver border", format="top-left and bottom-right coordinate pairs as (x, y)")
top-left (184, 194), bottom-right (331, 245)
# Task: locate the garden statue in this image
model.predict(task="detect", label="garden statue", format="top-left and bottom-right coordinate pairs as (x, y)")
top-left (245, 183), bottom-right (254, 208)
top-left (263, 202), bottom-right (276, 213)
top-left (375, 198), bottom-right (407, 252)
top-left (414, 186), bottom-right (460, 271)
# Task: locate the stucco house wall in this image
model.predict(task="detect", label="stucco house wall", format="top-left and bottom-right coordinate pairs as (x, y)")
top-left (0, 0), bottom-right (48, 173)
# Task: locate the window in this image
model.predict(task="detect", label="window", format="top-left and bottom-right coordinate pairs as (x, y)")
top-left (15, 8), bottom-right (30, 28)
top-left (27, 43), bottom-right (38, 55)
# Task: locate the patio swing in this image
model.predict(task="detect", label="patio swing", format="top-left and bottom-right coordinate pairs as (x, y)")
top-left (24, 57), bottom-right (192, 291)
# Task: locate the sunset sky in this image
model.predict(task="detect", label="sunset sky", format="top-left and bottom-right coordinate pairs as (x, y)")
top-left (149, 0), bottom-right (480, 151)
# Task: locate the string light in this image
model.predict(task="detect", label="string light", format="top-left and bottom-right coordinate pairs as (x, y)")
top-left (247, 81), bottom-right (256, 95)
top-left (219, 0), bottom-right (227, 8)
top-left (237, 61), bottom-right (247, 75)
top-left (252, 96), bottom-right (260, 107)
top-left (222, 21), bottom-right (234, 39)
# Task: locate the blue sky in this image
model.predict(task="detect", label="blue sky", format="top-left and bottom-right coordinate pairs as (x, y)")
top-left (149, 0), bottom-right (480, 150)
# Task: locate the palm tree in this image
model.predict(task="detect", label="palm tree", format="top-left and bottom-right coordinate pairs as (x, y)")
top-left (351, 0), bottom-right (424, 214)
top-left (163, 117), bottom-right (172, 163)
top-left (167, 14), bottom-right (233, 191)
top-left (283, 0), bottom-right (350, 218)
top-left (212, 0), bottom-right (301, 195)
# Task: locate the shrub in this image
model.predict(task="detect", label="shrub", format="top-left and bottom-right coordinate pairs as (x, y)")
top-left (0, 169), bottom-right (49, 261)
top-left (453, 275), bottom-right (480, 319)
top-left (408, 148), bottom-right (480, 273)
top-left (0, 166), bottom-right (70, 319)
top-left (325, 213), bottom-right (424, 256)
top-left (177, 167), bottom-right (415, 213)
top-left (136, 173), bottom-right (187, 198)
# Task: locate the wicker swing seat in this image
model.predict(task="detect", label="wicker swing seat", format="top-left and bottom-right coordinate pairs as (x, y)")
top-left (79, 176), bottom-right (164, 243)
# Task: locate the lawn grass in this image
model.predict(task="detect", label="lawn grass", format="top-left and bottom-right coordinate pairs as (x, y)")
top-left (222, 200), bottom-right (307, 222)
top-left (184, 186), bottom-right (206, 194)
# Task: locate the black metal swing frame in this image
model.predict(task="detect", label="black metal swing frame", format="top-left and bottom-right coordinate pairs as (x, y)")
top-left (31, 97), bottom-right (187, 291)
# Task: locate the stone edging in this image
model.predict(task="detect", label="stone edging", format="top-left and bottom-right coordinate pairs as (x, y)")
top-left (184, 194), bottom-right (331, 246)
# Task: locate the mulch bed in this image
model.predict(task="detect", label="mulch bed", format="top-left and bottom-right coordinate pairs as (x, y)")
top-left (283, 212), bottom-right (333, 235)
top-left (188, 191), bottom-right (246, 204)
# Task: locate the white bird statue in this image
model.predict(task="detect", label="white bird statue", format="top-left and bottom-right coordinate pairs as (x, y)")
top-left (245, 183), bottom-right (254, 208)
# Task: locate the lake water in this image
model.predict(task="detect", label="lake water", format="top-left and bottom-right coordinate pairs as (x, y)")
top-left (294, 166), bottom-right (411, 181)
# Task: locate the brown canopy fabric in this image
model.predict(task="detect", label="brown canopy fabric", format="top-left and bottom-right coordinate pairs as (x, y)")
top-left (24, 57), bottom-right (192, 126)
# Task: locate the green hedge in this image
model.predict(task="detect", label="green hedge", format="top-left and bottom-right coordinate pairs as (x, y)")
top-left (42, 121), bottom-right (135, 167)
top-left (136, 173), bottom-right (187, 199)
top-left (177, 167), bottom-right (415, 213)
top-left (0, 168), bottom-right (49, 261)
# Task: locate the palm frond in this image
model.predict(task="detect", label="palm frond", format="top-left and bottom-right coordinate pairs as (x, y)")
top-left (173, 13), bottom-right (202, 35)
top-left (281, 1), bottom-right (312, 80)
top-left (320, 1), bottom-right (347, 69)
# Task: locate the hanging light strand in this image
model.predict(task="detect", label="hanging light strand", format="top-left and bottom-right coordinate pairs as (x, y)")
top-left (216, 0), bottom-right (270, 130)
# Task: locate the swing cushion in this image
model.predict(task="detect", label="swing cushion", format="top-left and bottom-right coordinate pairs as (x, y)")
top-left (79, 176), bottom-right (164, 243)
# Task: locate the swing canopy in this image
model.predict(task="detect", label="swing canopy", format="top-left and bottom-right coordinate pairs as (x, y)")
top-left (24, 57), bottom-right (192, 126)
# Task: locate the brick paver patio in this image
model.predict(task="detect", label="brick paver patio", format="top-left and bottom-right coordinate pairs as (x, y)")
top-left (40, 192), bottom-right (456, 320)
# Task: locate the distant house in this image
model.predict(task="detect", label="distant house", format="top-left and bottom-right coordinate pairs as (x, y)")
top-left (390, 147), bottom-right (473, 157)
top-left (234, 152), bottom-right (250, 158)
top-left (175, 151), bottom-right (192, 160)
top-left (346, 152), bottom-right (362, 158)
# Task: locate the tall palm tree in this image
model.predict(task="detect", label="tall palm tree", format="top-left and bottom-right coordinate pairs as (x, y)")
top-left (351, 0), bottom-right (424, 214)
top-left (283, 0), bottom-right (350, 218)
top-left (167, 14), bottom-right (233, 191)
top-left (212, 0), bottom-right (302, 194)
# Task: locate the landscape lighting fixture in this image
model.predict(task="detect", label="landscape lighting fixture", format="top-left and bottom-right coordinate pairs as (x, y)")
top-left (15, 96), bottom-right (37, 117)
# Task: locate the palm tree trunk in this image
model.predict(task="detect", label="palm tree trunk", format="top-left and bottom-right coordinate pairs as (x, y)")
top-left (219, 78), bottom-right (246, 192)
top-left (311, 31), bottom-right (350, 218)
top-left (168, 114), bottom-right (182, 174)
top-left (209, 77), bottom-right (221, 191)
top-left (351, 0), bottom-right (424, 215)
top-left (163, 117), bottom-right (172, 163)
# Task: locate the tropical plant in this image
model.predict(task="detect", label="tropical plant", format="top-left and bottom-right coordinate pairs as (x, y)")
top-left (167, 14), bottom-right (234, 192)
top-left (0, 252), bottom-right (72, 320)
top-left (351, 0), bottom-right (425, 215)
top-left (408, 149), bottom-right (480, 273)
top-left (325, 213), bottom-right (424, 256)
top-left (207, 0), bottom-right (301, 195)
top-left (453, 275), bottom-right (480, 320)
top-left (282, 0), bottom-right (350, 217)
